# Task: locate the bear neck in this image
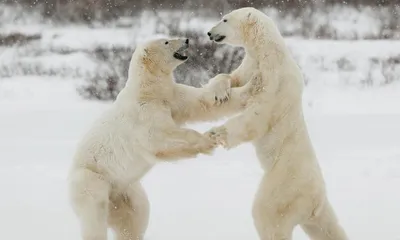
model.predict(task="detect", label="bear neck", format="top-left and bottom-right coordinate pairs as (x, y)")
top-left (242, 22), bottom-right (287, 62)
top-left (127, 67), bottom-right (174, 100)
top-left (138, 75), bottom-right (174, 102)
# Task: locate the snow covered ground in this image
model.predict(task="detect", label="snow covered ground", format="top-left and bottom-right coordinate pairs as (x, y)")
top-left (0, 75), bottom-right (400, 240)
top-left (1, 3), bottom-right (400, 239)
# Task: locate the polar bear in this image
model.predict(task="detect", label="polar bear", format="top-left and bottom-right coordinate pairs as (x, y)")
top-left (206, 7), bottom-right (349, 240)
top-left (68, 37), bottom-right (259, 240)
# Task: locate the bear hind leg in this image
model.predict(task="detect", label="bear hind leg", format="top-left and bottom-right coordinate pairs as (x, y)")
top-left (252, 197), bottom-right (297, 239)
top-left (108, 182), bottom-right (150, 240)
top-left (301, 201), bottom-right (348, 240)
top-left (69, 168), bottom-right (110, 240)
top-left (252, 213), bottom-right (295, 240)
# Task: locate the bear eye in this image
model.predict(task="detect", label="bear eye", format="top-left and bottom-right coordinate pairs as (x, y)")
top-left (165, 41), bottom-right (169, 45)
top-left (223, 19), bottom-right (227, 22)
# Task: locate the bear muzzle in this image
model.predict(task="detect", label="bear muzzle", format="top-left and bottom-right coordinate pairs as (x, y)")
top-left (173, 40), bottom-right (189, 61)
top-left (207, 32), bottom-right (225, 42)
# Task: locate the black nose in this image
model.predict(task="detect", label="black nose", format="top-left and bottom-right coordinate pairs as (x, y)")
top-left (207, 32), bottom-right (211, 36)
top-left (185, 38), bottom-right (189, 44)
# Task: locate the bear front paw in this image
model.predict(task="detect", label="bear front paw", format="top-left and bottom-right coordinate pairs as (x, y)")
top-left (213, 84), bottom-right (231, 105)
top-left (196, 136), bottom-right (218, 156)
top-left (205, 126), bottom-right (228, 148)
top-left (206, 74), bottom-right (232, 105)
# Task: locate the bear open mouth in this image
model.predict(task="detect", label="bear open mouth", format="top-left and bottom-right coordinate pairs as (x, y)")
top-left (173, 52), bottom-right (188, 61)
top-left (173, 44), bottom-right (189, 61)
top-left (214, 35), bottom-right (226, 42)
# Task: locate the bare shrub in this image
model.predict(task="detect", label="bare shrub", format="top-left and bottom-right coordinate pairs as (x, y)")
top-left (381, 55), bottom-right (400, 85)
top-left (361, 56), bottom-right (400, 87)
top-left (337, 57), bottom-right (356, 71)
top-left (0, 33), bottom-right (41, 46)
top-left (77, 46), bottom-right (133, 101)
top-left (77, 17), bottom-right (245, 101)
top-left (6, 0), bottom-right (397, 24)
top-left (361, 60), bottom-right (375, 87)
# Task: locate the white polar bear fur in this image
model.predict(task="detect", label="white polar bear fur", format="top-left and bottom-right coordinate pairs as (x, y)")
top-left (206, 7), bottom-right (349, 240)
top-left (68, 37), bottom-right (259, 240)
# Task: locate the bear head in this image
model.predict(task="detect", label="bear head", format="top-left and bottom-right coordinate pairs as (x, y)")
top-left (207, 7), bottom-right (271, 47)
top-left (138, 38), bottom-right (189, 76)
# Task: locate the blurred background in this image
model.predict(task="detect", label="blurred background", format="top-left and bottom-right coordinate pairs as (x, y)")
top-left (1, 1), bottom-right (400, 240)
top-left (0, 0), bottom-right (399, 100)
